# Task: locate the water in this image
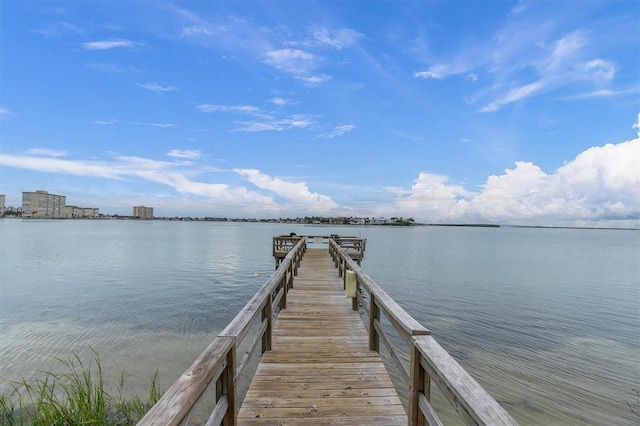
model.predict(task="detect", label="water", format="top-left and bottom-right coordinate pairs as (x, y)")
top-left (0, 220), bottom-right (638, 424)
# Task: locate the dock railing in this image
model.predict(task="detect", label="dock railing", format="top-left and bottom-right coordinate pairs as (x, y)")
top-left (137, 238), bottom-right (307, 426)
top-left (273, 234), bottom-right (366, 267)
top-left (329, 238), bottom-right (519, 426)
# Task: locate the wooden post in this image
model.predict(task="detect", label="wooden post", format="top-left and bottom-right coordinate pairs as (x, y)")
top-left (262, 297), bottom-right (272, 353)
top-left (409, 343), bottom-right (424, 426)
top-left (294, 252), bottom-right (300, 275)
top-left (351, 279), bottom-right (358, 311)
top-left (288, 261), bottom-right (294, 289)
top-left (369, 293), bottom-right (379, 352)
top-left (281, 272), bottom-right (287, 310)
top-left (222, 344), bottom-right (237, 426)
top-left (343, 268), bottom-right (347, 290)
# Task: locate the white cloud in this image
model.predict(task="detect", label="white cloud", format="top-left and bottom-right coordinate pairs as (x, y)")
top-left (395, 173), bottom-right (474, 221)
top-left (296, 74), bottom-right (331, 86)
top-left (0, 154), bottom-right (127, 179)
top-left (0, 152), bottom-right (278, 213)
top-left (168, 149), bottom-right (201, 159)
top-left (263, 48), bottom-right (332, 85)
top-left (25, 148), bottom-right (68, 157)
top-left (393, 135), bottom-right (640, 226)
top-left (263, 48), bottom-right (315, 74)
top-left (197, 104), bottom-right (263, 115)
top-left (414, 62), bottom-right (470, 80)
top-left (235, 168), bottom-right (338, 212)
top-left (233, 115), bottom-right (315, 132)
top-left (414, 70), bottom-right (442, 79)
top-left (233, 121), bottom-right (284, 132)
top-left (320, 124), bottom-right (356, 138)
top-left (477, 31), bottom-right (601, 112)
top-left (566, 85), bottom-right (640, 99)
top-left (270, 97), bottom-right (291, 106)
top-left (139, 122), bottom-right (176, 128)
top-left (415, 9), bottom-right (624, 113)
top-left (197, 103), bottom-right (315, 132)
top-left (82, 40), bottom-right (141, 50)
top-left (91, 119), bottom-right (176, 129)
top-left (137, 82), bottom-right (179, 93)
top-left (92, 119), bottom-right (120, 125)
top-left (480, 80), bottom-right (545, 112)
top-left (308, 26), bottom-right (363, 50)
top-left (90, 119), bottom-right (174, 127)
top-left (576, 59), bottom-right (616, 84)
top-left (543, 30), bottom-right (588, 72)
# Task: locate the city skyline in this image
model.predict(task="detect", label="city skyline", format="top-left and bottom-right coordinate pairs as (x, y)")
top-left (1, 1), bottom-right (638, 228)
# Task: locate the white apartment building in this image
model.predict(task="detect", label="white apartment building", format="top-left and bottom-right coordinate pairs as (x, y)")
top-left (0, 194), bottom-right (5, 216)
top-left (133, 205), bottom-right (154, 219)
top-left (65, 206), bottom-right (99, 218)
top-left (22, 190), bottom-right (66, 218)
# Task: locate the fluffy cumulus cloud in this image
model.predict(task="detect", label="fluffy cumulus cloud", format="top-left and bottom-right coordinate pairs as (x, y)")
top-left (395, 124), bottom-right (640, 227)
top-left (395, 173), bottom-right (474, 221)
top-left (235, 169), bottom-right (338, 213)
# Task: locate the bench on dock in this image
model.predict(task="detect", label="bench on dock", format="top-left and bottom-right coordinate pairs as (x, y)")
top-left (138, 236), bottom-right (518, 426)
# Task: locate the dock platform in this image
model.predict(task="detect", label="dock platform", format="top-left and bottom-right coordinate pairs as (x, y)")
top-left (237, 249), bottom-right (406, 425)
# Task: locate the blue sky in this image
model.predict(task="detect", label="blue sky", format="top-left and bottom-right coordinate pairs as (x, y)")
top-left (1, 0), bottom-right (638, 227)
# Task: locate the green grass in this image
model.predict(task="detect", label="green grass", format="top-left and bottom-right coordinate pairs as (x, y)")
top-left (0, 350), bottom-right (162, 426)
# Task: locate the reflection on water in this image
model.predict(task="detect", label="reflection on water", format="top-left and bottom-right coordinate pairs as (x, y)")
top-left (0, 221), bottom-right (638, 424)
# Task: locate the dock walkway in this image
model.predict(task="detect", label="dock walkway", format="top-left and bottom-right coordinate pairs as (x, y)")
top-left (138, 235), bottom-right (519, 426)
top-left (237, 249), bottom-right (406, 425)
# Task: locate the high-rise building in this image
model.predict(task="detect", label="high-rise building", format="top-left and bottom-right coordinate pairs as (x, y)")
top-left (22, 190), bottom-right (66, 218)
top-left (133, 205), bottom-right (154, 219)
top-left (0, 194), bottom-right (5, 216)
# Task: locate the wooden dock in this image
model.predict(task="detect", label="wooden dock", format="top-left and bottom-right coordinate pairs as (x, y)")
top-left (138, 235), bottom-right (519, 426)
top-left (237, 249), bottom-right (406, 424)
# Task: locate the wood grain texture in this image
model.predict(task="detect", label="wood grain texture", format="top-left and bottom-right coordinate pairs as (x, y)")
top-left (237, 249), bottom-right (407, 425)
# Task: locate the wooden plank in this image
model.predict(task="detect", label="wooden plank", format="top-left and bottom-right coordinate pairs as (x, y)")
top-left (244, 386), bottom-right (399, 397)
top-left (235, 416), bottom-right (406, 425)
top-left (239, 405), bottom-right (407, 418)
top-left (237, 248), bottom-right (407, 425)
top-left (241, 395), bottom-right (402, 408)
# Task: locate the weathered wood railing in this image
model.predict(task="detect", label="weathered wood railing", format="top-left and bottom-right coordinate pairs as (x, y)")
top-left (273, 234), bottom-right (365, 267)
top-left (329, 239), bottom-right (519, 426)
top-left (137, 238), bottom-right (307, 426)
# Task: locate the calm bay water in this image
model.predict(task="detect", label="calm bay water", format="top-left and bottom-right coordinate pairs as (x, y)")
top-left (0, 220), bottom-right (638, 424)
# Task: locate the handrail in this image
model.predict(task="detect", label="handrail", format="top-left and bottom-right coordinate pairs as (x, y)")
top-left (329, 239), bottom-right (519, 426)
top-left (137, 238), bottom-right (307, 426)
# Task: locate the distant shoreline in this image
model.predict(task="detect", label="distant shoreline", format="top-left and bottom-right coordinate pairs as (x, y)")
top-left (2, 215), bottom-right (638, 231)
